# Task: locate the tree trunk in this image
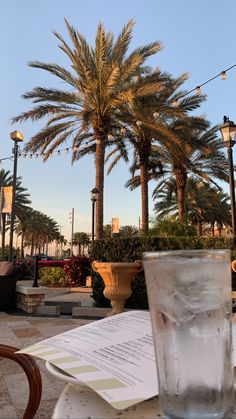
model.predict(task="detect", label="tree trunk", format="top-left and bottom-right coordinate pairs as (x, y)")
top-left (197, 222), bottom-right (203, 236)
top-left (20, 233), bottom-right (25, 259)
top-left (211, 222), bottom-right (215, 236)
top-left (140, 161), bottom-right (149, 233)
top-left (95, 135), bottom-right (105, 240)
top-left (30, 236), bottom-right (34, 256)
top-left (174, 169), bottom-right (187, 220)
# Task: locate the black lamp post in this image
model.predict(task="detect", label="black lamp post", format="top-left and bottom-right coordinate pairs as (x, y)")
top-left (219, 116), bottom-right (236, 237)
top-left (8, 130), bottom-right (23, 262)
top-left (90, 187), bottom-right (99, 242)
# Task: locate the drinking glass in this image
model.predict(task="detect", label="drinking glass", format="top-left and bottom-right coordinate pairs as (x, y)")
top-left (143, 249), bottom-right (234, 419)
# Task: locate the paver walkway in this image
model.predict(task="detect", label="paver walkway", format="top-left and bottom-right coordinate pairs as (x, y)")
top-left (0, 312), bottom-right (94, 418)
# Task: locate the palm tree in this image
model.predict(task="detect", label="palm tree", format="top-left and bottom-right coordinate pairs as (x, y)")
top-left (106, 77), bottom-right (207, 232)
top-left (12, 19), bottom-right (168, 239)
top-left (119, 225), bottom-right (139, 237)
top-left (150, 123), bottom-right (229, 220)
top-left (56, 234), bottom-right (67, 258)
top-left (0, 169), bottom-right (31, 259)
top-left (73, 232), bottom-right (90, 255)
top-left (19, 210), bottom-right (59, 255)
top-left (154, 177), bottom-right (231, 236)
top-left (103, 224), bottom-right (112, 238)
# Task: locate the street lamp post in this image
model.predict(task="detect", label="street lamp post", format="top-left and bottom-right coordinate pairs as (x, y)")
top-left (219, 116), bottom-right (236, 238)
top-left (8, 130), bottom-right (23, 262)
top-left (90, 188), bottom-right (99, 242)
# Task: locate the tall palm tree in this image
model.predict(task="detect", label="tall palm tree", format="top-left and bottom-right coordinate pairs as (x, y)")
top-left (73, 232), bottom-right (90, 255)
top-left (0, 169), bottom-right (31, 259)
top-left (151, 124), bottom-right (229, 220)
top-left (19, 209), bottom-right (59, 255)
top-left (154, 177), bottom-right (231, 236)
top-left (56, 234), bottom-right (67, 258)
top-left (106, 78), bottom-right (207, 232)
top-left (12, 19), bottom-right (168, 239)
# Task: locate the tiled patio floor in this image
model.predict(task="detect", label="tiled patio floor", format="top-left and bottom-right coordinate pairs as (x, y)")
top-left (0, 311), bottom-right (94, 418)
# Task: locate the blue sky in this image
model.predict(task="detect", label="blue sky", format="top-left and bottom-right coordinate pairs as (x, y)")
top-left (1, 0), bottom-right (236, 241)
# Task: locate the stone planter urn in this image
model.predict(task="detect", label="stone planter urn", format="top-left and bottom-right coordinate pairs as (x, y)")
top-left (92, 260), bottom-right (143, 316)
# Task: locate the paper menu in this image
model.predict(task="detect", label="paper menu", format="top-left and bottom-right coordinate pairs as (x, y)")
top-left (18, 311), bottom-right (158, 410)
top-left (18, 311), bottom-right (236, 411)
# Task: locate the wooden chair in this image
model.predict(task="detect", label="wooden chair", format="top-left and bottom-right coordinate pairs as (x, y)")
top-left (0, 344), bottom-right (42, 419)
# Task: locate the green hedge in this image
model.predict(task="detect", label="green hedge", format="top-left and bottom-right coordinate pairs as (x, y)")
top-left (90, 236), bottom-right (235, 308)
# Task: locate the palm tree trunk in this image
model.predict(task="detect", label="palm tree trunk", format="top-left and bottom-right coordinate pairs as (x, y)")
top-left (95, 134), bottom-right (105, 240)
top-left (30, 235), bottom-right (34, 256)
top-left (197, 222), bottom-right (203, 236)
top-left (174, 169), bottom-right (187, 220)
top-left (20, 233), bottom-right (24, 259)
top-left (140, 161), bottom-right (149, 233)
top-left (211, 222), bottom-right (215, 236)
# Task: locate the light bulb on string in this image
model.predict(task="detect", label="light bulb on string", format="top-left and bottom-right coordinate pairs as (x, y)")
top-left (57, 150), bottom-right (61, 156)
top-left (136, 120), bottom-right (142, 126)
top-left (107, 133), bottom-right (113, 140)
top-left (220, 71), bottom-right (227, 80)
top-left (73, 146), bottom-right (78, 152)
top-left (120, 127), bottom-right (126, 135)
top-left (195, 86), bottom-right (201, 95)
top-left (66, 148), bottom-right (69, 154)
top-left (153, 111), bottom-right (159, 119)
top-left (172, 99), bottom-right (179, 108)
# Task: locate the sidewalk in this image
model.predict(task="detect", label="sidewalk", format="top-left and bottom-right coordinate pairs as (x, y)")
top-left (0, 312), bottom-right (94, 418)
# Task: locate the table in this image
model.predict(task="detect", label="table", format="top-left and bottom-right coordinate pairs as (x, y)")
top-left (46, 361), bottom-right (161, 418)
top-left (52, 383), bottom-right (161, 419)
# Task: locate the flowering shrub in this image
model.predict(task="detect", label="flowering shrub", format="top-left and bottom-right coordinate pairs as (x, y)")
top-left (63, 256), bottom-right (91, 287)
top-left (38, 260), bottom-right (67, 268)
top-left (39, 267), bottom-right (68, 287)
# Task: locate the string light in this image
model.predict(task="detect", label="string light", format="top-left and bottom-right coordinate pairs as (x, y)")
top-left (195, 86), bottom-right (201, 95)
top-left (220, 71), bottom-right (227, 80)
top-left (13, 64), bottom-right (236, 161)
top-left (179, 63), bottom-right (236, 100)
top-left (172, 99), bottom-right (180, 108)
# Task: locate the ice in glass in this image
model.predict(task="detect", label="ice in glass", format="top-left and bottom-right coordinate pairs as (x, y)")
top-left (143, 249), bottom-right (235, 419)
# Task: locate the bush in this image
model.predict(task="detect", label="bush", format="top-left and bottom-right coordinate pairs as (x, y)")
top-left (90, 236), bottom-right (235, 307)
top-left (39, 256), bottom-right (91, 287)
top-left (39, 267), bottom-right (67, 287)
top-left (63, 256), bottom-right (91, 287)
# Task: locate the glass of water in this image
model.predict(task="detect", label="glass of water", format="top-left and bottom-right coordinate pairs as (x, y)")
top-left (143, 249), bottom-right (234, 419)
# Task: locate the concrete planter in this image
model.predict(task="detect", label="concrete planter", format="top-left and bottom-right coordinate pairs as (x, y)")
top-left (92, 261), bottom-right (143, 316)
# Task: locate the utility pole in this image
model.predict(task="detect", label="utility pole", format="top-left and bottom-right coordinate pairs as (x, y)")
top-left (70, 208), bottom-right (74, 257)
